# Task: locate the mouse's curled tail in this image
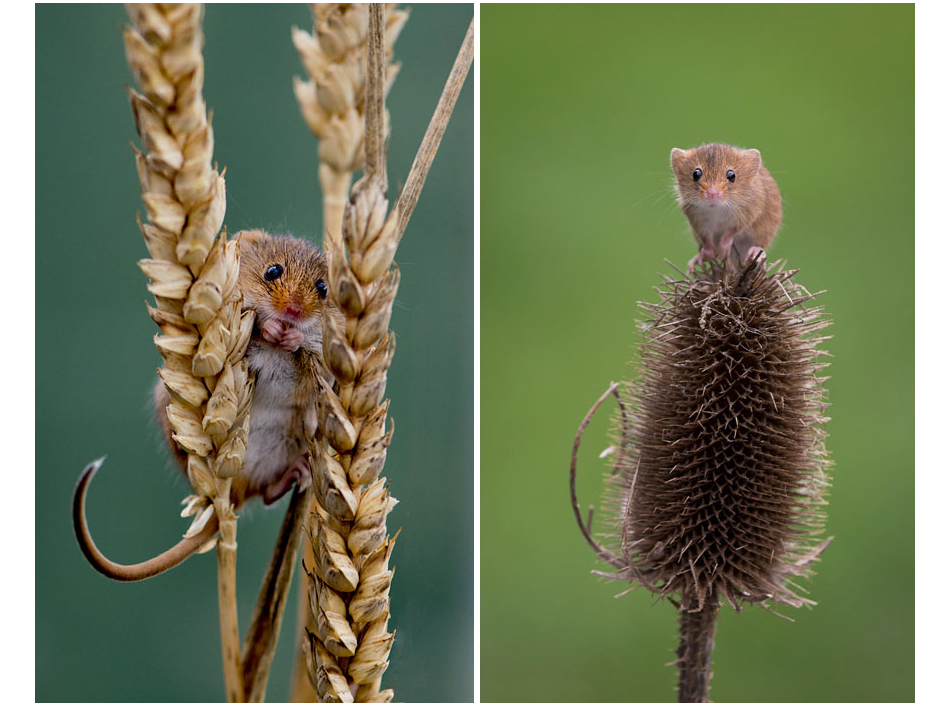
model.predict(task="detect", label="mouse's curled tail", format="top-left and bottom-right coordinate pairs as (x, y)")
top-left (73, 457), bottom-right (218, 582)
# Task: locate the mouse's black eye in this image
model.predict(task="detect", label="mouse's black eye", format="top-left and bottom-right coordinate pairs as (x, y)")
top-left (692, 168), bottom-right (702, 182)
top-left (726, 169), bottom-right (736, 182)
top-left (264, 264), bottom-right (284, 282)
top-left (315, 278), bottom-right (328, 300)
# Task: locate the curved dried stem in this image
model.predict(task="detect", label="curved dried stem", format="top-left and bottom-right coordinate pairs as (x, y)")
top-left (570, 382), bottom-right (623, 568)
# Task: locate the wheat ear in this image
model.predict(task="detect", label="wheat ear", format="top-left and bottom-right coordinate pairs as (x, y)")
top-left (292, 3), bottom-right (408, 242)
top-left (289, 5), bottom-right (403, 700)
top-left (124, 4), bottom-right (252, 700)
top-left (299, 9), bottom-right (400, 702)
top-left (292, 6), bottom-right (473, 701)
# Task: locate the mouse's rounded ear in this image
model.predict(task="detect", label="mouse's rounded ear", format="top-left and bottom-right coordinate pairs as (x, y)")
top-left (235, 229), bottom-right (266, 248)
top-left (743, 148), bottom-right (762, 174)
top-left (670, 148), bottom-right (686, 172)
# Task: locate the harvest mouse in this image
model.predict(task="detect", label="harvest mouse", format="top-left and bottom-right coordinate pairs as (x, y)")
top-left (74, 230), bottom-right (340, 580)
top-left (670, 143), bottom-right (782, 272)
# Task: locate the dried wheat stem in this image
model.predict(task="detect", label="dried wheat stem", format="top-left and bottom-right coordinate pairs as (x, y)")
top-left (123, 4), bottom-right (252, 700)
top-left (241, 485), bottom-right (314, 702)
top-left (217, 509), bottom-right (244, 702)
top-left (364, 4), bottom-right (386, 185)
top-left (394, 17), bottom-right (473, 240)
top-left (293, 3), bottom-right (407, 241)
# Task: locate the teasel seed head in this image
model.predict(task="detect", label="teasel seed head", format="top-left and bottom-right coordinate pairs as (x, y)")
top-left (603, 261), bottom-right (832, 612)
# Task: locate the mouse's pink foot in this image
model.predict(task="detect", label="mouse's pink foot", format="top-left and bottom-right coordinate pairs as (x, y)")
top-left (278, 327), bottom-right (305, 352)
top-left (718, 228), bottom-right (736, 259)
top-left (262, 456), bottom-right (312, 505)
top-left (744, 245), bottom-right (767, 267)
top-left (261, 318), bottom-right (284, 344)
top-left (687, 245), bottom-right (716, 273)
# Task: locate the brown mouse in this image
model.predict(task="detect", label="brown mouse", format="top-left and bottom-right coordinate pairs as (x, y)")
top-left (670, 143), bottom-right (782, 272)
top-left (74, 230), bottom-right (340, 580)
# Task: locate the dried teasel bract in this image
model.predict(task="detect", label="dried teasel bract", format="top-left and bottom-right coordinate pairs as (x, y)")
top-left (572, 260), bottom-right (833, 702)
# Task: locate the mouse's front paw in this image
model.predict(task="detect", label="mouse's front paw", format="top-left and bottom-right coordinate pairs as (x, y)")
top-left (261, 318), bottom-right (284, 344)
top-left (744, 245), bottom-right (768, 267)
top-left (687, 245), bottom-right (716, 273)
top-left (278, 327), bottom-right (305, 352)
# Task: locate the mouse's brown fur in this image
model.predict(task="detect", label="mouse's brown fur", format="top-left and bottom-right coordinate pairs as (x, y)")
top-left (671, 143), bottom-right (782, 271)
top-left (75, 230), bottom-right (339, 580)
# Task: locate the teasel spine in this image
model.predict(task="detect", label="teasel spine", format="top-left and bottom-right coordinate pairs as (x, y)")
top-left (123, 4), bottom-right (252, 701)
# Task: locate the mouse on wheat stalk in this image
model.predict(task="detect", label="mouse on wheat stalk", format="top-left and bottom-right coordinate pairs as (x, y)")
top-left (670, 143), bottom-right (783, 272)
top-left (74, 229), bottom-right (340, 581)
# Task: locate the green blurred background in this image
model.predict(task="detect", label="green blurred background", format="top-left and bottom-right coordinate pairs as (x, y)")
top-left (482, 4), bottom-right (913, 703)
top-left (36, 4), bottom-right (471, 702)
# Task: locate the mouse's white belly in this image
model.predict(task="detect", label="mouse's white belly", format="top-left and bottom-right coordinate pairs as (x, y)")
top-left (243, 342), bottom-right (309, 488)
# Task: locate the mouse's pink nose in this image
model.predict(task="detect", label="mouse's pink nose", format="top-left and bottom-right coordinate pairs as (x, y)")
top-left (284, 303), bottom-right (302, 319)
top-left (705, 187), bottom-right (722, 202)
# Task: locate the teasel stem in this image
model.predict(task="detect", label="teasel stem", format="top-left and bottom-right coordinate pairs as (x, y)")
top-left (675, 602), bottom-right (719, 703)
top-left (121, 4), bottom-right (252, 700)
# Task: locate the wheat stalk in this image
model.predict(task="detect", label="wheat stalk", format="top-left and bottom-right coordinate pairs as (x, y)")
top-left (122, 4), bottom-right (250, 700)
